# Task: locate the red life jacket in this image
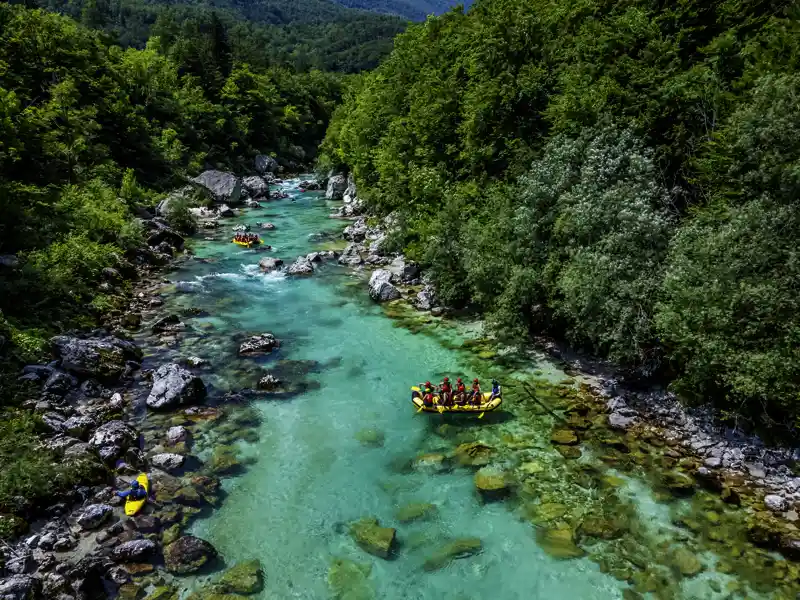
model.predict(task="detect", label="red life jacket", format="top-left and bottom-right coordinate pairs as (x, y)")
top-left (457, 383), bottom-right (466, 393)
top-left (441, 383), bottom-right (452, 393)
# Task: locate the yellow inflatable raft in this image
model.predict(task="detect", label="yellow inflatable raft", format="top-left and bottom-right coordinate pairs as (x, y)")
top-left (232, 238), bottom-right (263, 247)
top-left (411, 390), bottom-right (502, 414)
top-left (124, 473), bottom-right (149, 516)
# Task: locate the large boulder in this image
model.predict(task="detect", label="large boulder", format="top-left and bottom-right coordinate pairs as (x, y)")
top-left (326, 173), bottom-right (347, 201)
top-left (343, 218), bottom-right (368, 242)
top-left (76, 504), bottom-right (113, 530)
top-left (286, 256), bottom-right (314, 276)
top-left (63, 415), bottom-right (97, 441)
top-left (368, 270), bottom-right (401, 302)
top-left (146, 364), bottom-right (207, 410)
top-left (254, 155), bottom-right (279, 174)
top-left (215, 560), bottom-right (264, 595)
top-left (242, 176), bottom-right (270, 199)
top-left (164, 536), bottom-right (218, 574)
top-left (146, 227), bottom-right (185, 251)
top-left (150, 453), bottom-right (185, 472)
top-left (0, 575), bottom-right (40, 600)
top-left (89, 420), bottom-right (138, 463)
top-left (258, 257), bottom-right (284, 272)
top-left (51, 336), bottom-right (142, 381)
top-left (192, 170), bottom-right (242, 205)
top-left (338, 243), bottom-right (363, 267)
top-left (112, 539), bottom-right (157, 563)
top-left (415, 286), bottom-right (437, 311)
top-left (239, 333), bottom-right (280, 355)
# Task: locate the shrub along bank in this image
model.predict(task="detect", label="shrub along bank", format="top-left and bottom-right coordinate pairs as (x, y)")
top-left (319, 0), bottom-right (800, 428)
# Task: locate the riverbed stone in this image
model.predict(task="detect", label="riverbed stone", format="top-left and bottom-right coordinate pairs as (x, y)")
top-left (764, 494), bottom-right (787, 512)
top-left (192, 170), bottom-right (241, 205)
top-left (368, 270), bottom-right (401, 302)
top-left (550, 429), bottom-right (579, 445)
top-left (147, 364), bottom-right (207, 410)
top-left (63, 415), bottom-right (97, 441)
top-left (239, 333), bottom-right (280, 355)
top-left (662, 471), bottom-right (695, 496)
top-left (422, 538), bottom-right (482, 572)
top-left (338, 243), bottom-right (363, 266)
top-left (454, 442), bottom-right (494, 466)
top-left (89, 420), bottom-right (138, 463)
top-left (166, 426), bottom-right (190, 445)
top-left (112, 539), bottom-right (158, 563)
top-left (286, 256), bottom-right (315, 276)
top-left (395, 503), bottom-right (437, 523)
top-left (474, 467), bottom-right (510, 500)
top-left (412, 453), bottom-right (450, 473)
top-left (76, 504), bottom-right (113, 530)
top-left (349, 518), bottom-right (396, 559)
top-left (0, 575), bottom-right (41, 600)
top-left (150, 453), bottom-right (185, 472)
top-left (51, 335), bottom-right (141, 381)
top-left (164, 536), bottom-right (218, 574)
top-left (536, 526), bottom-right (585, 559)
top-left (669, 548), bottom-right (703, 577)
top-left (215, 559), bottom-right (264, 594)
top-left (530, 503), bottom-right (568, 523)
top-left (354, 428), bottom-right (385, 447)
top-left (258, 257), bottom-right (284, 272)
top-left (328, 558), bottom-right (372, 600)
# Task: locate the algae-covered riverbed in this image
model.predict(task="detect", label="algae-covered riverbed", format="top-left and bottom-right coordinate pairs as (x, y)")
top-left (138, 179), bottom-right (799, 599)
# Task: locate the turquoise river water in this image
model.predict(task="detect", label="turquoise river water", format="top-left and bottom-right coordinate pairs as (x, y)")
top-left (138, 179), bottom-right (786, 600)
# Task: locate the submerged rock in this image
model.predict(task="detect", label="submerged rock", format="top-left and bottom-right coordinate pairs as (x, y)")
top-left (550, 429), bottom-right (579, 445)
top-left (214, 559), bottom-right (264, 594)
top-left (239, 333), bottom-right (280, 355)
top-left (453, 442), bottom-right (494, 467)
top-left (669, 547), bottom-right (703, 577)
top-left (354, 428), bottom-right (385, 447)
top-left (146, 364), bottom-right (207, 410)
top-left (536, 526), bottom-right (585, 560)
top-left (474, 467), bottom-right (510, 501)
top-left (349, 518), bottom-right (396, 559)
top-left (164, 536), bottom-right (217, 574)
top-left (368, 270), bottom-right (401, 302)
top-left (328, 558), bottom-right (372, 600)
top-left (422, 538), bottom-right (482, 572)
top-left (395, 503), bottom-right (437, 524)
top-left (258, 374), bottom-right (282, 390)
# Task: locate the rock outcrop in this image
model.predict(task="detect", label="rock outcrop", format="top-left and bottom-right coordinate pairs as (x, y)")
top-left (146, 364), bottom-right (207, 410)
top-left (325, 173), bottom-right (347, 201)
top-left (242, 176), bottom-right (270, 199)
top-left (368, 269), bottom-right (401, 302)
top-left (286, 256), bottom-right (314, 276)
top-left (51, 336), bottom-right (141, 381)
top-left (258, 257), bottom-right (284, 272)
top-left (254, 155), bottom-right (279, 174)
top-left (192, 170), bottom-right (242, 205)
top-left (89, 420), bottom-right (138, 463)
top-left (343, 217), bottom-right (368, 242)
top-left (163, 536), bottom-right (218, 574)
top-left (338, 243), bottom-right (363, 267)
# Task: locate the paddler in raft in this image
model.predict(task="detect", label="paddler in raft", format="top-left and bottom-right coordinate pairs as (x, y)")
top-left (470, 378), bottom-right (483, 405)
top-left (440, 377), bottom-right (452, 406)
top-left (454, 377), bottom-right (467, 405)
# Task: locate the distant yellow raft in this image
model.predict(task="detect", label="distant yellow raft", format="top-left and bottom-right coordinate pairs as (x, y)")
top-left (232, 238), bottom-right (263, 247)
top-left (124, 473), bottom-right (149, 516)
top-left (411, 391), bottom-right (502, 414)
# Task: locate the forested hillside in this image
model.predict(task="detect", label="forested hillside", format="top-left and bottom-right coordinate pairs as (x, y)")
top-left (332, 0), bottom-right (471, 21)
top-left (0, 3), bottom-right (342, 387)
top-left (320, 0), bottom-right (800, 425)
top-left (27, 0), bottom-right (407, 72)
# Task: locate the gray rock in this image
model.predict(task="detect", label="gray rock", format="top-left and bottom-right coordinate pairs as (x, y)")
top-left (147, 227), bottom-right (185, 251)
top-left (62, 415), bottom-right (96, 441)
top-left (299, 180), bottom-right (321, 191)
top-left (146, 364), bottom-right (207, 410)
top-left (0, 255), bottom-right (20, 269)
top-left (192, 170), bottom-right (242, 205)
top-left (254, 155), bottom-right (279, 174)
top-left (41, 413), bottom-right (65, 434)
top-left (765, 494), bottom-right (787, 512)
top-left (4, 552), bottom-right (33, 575)
top-left (150, 453), bottom-right (185, 472)
top-left (326, 173), bottom-right (347, 201)
top-left (343, 218), bottom-right (368, 242)
top-left (217, 204), bottom-right (235, 218)
top-left (415, 287), bottom-right (436, 311)
top-left (242, 176), bottom-right (270, 199)
top-left (53, 536), bottom-right (77, 552)
top-left (89, 420), bottom-right (138, 464)
top-left (343, 172), bottom-right (358, 205)
top-left (51, 336), bottom-right (142, 381)
top-left (608, 412), bottom-right (638, 430)
top-left (369, 235), bottom-right (387, 256)
top-left (258, 257), bottom-right (284, 272)
top-left (164, 536), bottom-right (217, 574)
top-left (258, 374), bottom-right (282, 390)
top-left (0, 575), bottom-right (40, 600)
top-left (186, 356), bottom-right (208, 368)
top-left (166, 426), bottom-right (190, 445)
top-left (286, 256), bottom-right (314, 276)
top-left (42, 370), bottom-right (78, 395)
top-left (76, 504), bottom-right (113, 530)
top-left (239, 333), bottom-right (280, 355)
top-left (64, 443), bottom-right (92, 461)
top-left (260, 222), bottom-right (276, 230)
top-left (111, 539), bottom-right (157, 563)
top-left (338, 243), bottom-right (363, 267)
top-left (38, 533), bottom-right (56, 550)
top-left (245, 199), bottom-right (261, 209)
top-left (45, 435), bottom-right (82, 455)
top-left (368, 270), bottom-right (401, 302)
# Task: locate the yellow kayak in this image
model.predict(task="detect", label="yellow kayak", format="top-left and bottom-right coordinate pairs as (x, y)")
top-left (232, 238), bottom-right (263, 247)
top-left (124, 473), bottom-right (149, 516)
top-left (411, 391), bottom-right (502, 414)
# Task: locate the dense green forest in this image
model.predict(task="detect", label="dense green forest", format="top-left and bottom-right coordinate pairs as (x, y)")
top-left (332, 0), bottom-right (471, 21)
top-left (0, 2), bottom-right (343, 384)
top-left (29, 0), bottom-right (407, 72)
top-left (320, 0), bottom-right (800, 426)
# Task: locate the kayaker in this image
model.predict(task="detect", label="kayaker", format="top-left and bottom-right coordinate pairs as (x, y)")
top-left (440, 377), bottom-right (452, 405)
top-left (489, 379), bottom-right (502, 400)
top-left (470, 378), bottom-right (482, 405)
top-left (455, 377), bottom-right (467, 404)
top-left (116, 480), bottom-right (147, 501)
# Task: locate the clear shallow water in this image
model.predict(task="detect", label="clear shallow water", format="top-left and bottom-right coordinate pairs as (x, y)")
top-left (142, 179), bottom-right (772, 600)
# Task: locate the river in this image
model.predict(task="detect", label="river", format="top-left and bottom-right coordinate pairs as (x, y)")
top-left (137, 178), bottom-right (791, 600)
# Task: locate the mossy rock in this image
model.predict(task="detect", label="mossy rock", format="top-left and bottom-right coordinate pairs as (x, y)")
top-left (395, 503), bottom-right (437, 524)
top-left (215, 559), bottom-right (264, 595)
top-left (661, 471), bottom-right (696, 496)
top-left (119, 584), bottom-right (145, 600)
top-left (453, 442), bottom-right (494, 467)
top-left (162, 524), bottom-right (181, 546)
top-left (519, 461), bottom-right (545, 475)
top-left (144, 587), bottom-right (179, 600)
top-left (536, 526), bottom-right (585, 560)
top-left (566, 415), bottom-right (593, 430)
top-left (209, 445), bottom-right (242, 475)
top-left (328, 558), bottom-right (373, 600)
top-left (550, 429), bottom-right (579, 446)
top-left (349, 517), bottom-right (396, 559)
top-left (528, 503), bottom-right (568, 524)
top-left (173, 486), bottom-right (204, 507)
top-left (579, 516), bottom-right (626, 540)
top-left (555, 445), bottom-right (582, 459)
top-left (422, 538), bottom-right (482, 572)
top-left (412, 453), bottom-right (450, 473)
top-left (474, 467), bottom-right (510, 501)
top-left (669, 548), bottom-right (703, 577)
top-left (355, 429), bottom-right (385, 447)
